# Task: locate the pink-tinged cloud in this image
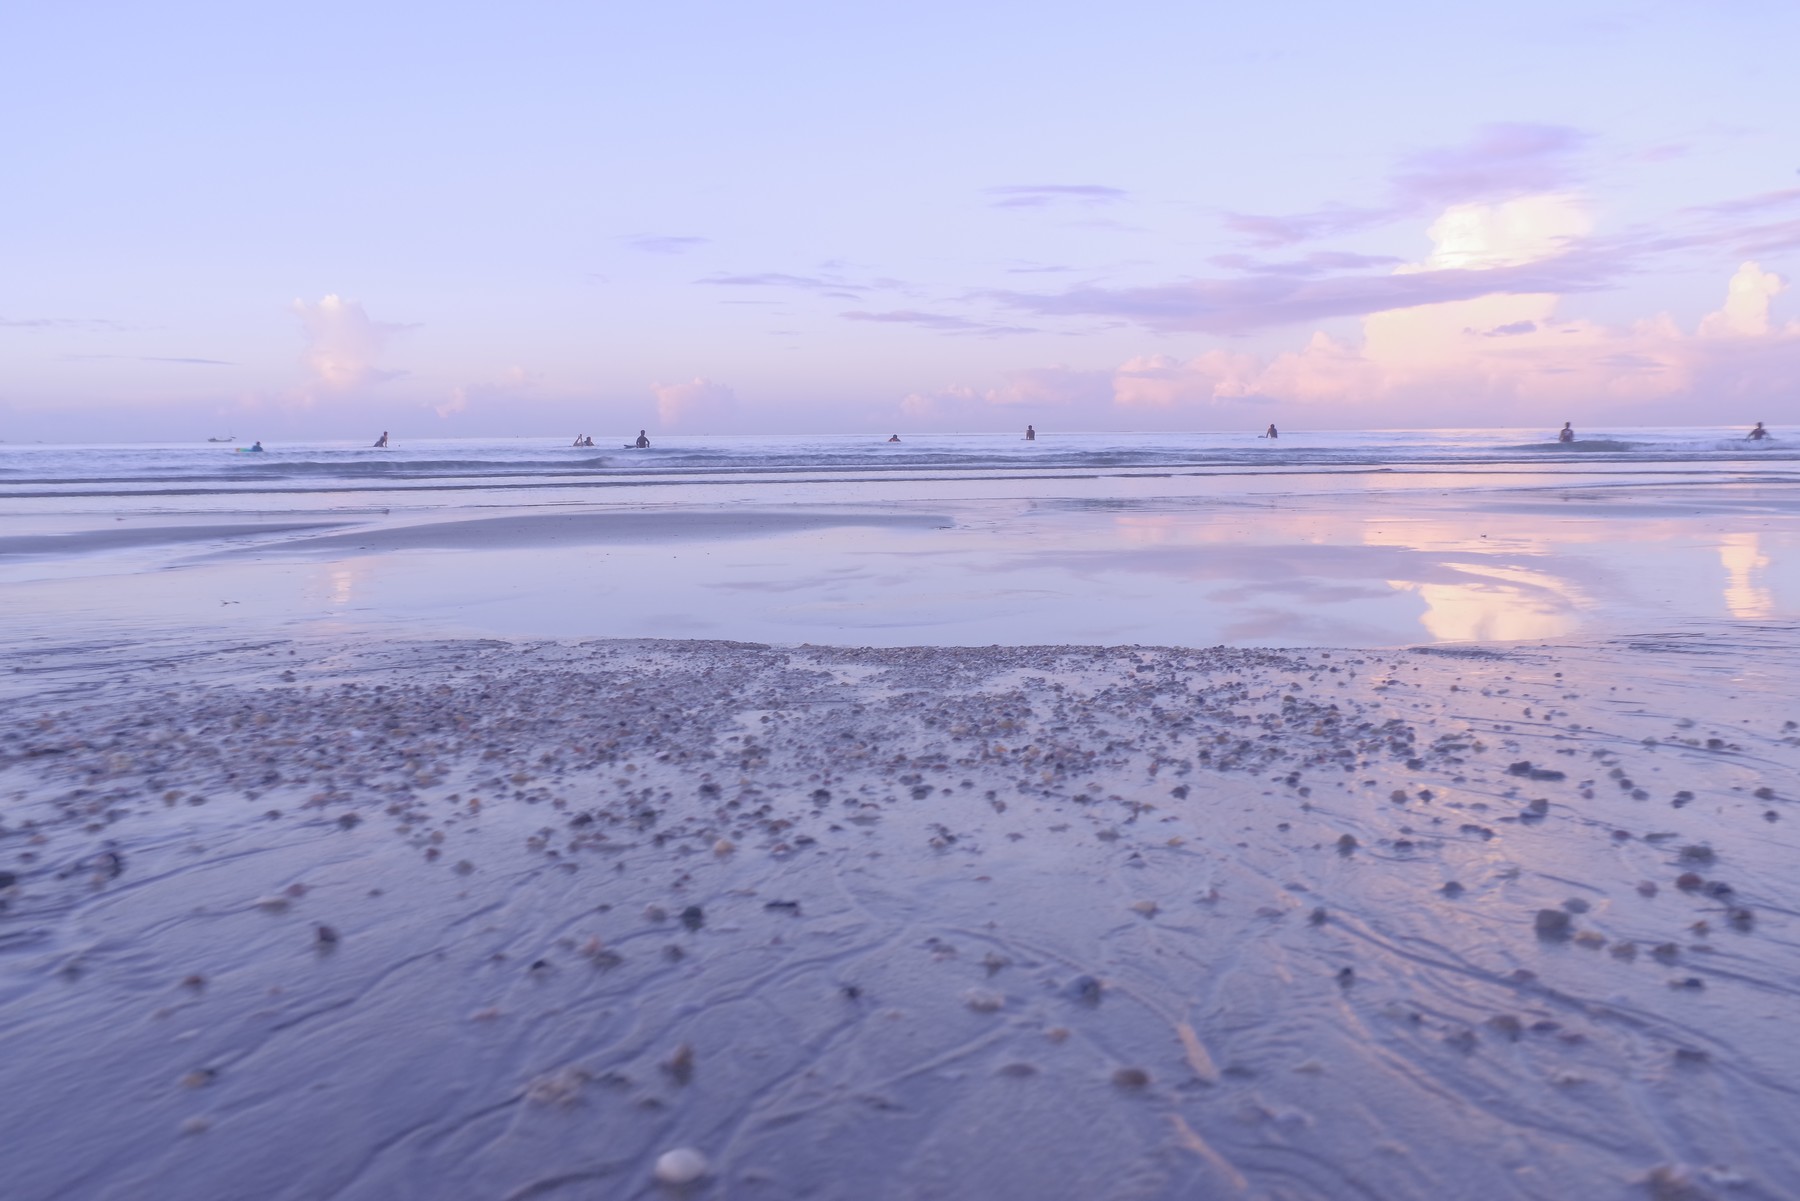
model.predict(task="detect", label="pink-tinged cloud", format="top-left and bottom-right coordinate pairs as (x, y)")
top-left (930, 250), bottom-right (1796, 429)
top-left (990, 250), bottom-right (1615, 335)
top-left (1222, 123), bottom-right (1588, 247)
top-left (1099, 261), bottom-right (1797, 422)
top-left (652, 377), bottom-right (737, 429)
top-left (291, 295), bottom-right (408, 390)
top-left (438, 366), bottom-right (542, 420)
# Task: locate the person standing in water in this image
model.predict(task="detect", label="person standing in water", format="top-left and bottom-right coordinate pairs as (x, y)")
top-left (373, 431), bottom-right (388, 448)
top-left (1025, 424), bottom-right (1036, 441)
top-left (634, 430), bottom-right (650, 448)
top-left (1748, 422), bottom-right (1768, 441)
top-left (1265, 423), bottom-right (1278, 439)
top-left (1558, 422), bottom-right (1575, 443)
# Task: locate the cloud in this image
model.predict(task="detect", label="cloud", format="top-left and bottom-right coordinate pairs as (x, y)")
top-left (1683, 188), bottom-right (1800, 217)
top-left (995, 194), bottom-right (1606, 335)
top-left (437, 365), bottom-right (541, 420)
top-left (985, 184), bottom-right (1127, 209)
top-left (1221, 206), bottom-right (1389, 248)
top-left (0, 316), bottom-right (130, 331)
top-left (1221, 123), bottom-right (1588, 247)
top-left (1210, 250), bottom-right (1406, 276)
top-left (902, 366), bottom-right (1112, 419)
top-left (1390, 123), bottom-right (1588, 207)
top-left (651, 377), bottom-right (737, 429)
top-left (291, 294), bottom-right (408, 390)
top-left (1698, 261), bottom-right (1786, 337)
top-left (841, 309), bottom-right (1037, 336)
top-left (1175, 261), bottom-right (1790, 418)
top-left (626, 234), bottom-right (710, 254)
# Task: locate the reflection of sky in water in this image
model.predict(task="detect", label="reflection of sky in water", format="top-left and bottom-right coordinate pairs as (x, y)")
top-left (1720, 533), bottom-right (1774, 619)
top-left (3, 491), bottom-right (1797, 647)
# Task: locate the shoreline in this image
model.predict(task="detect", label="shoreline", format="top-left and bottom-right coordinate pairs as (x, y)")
top-left (3, 628), bottom-right (1798, 1198)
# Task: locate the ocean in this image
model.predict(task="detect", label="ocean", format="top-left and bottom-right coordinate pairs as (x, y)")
top-left (1, 426), bottom-right (1791, 507)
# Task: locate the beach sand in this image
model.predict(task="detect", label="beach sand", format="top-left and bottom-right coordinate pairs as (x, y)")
top-left (3, 626), bottom-right (1797, 1199)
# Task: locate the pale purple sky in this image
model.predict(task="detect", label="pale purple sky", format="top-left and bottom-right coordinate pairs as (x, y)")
top-left (3, 0), bottom-right (1797, 439)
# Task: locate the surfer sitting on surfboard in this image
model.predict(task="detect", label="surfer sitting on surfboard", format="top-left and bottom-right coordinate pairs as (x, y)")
top-left (632, 430), bottom-right (650, 448)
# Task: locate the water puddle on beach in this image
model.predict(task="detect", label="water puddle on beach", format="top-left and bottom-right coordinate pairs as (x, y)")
top-left (2, 631), bottom-right (1798, 1199)
top-left (2, 489), bottom-right (1794, 647)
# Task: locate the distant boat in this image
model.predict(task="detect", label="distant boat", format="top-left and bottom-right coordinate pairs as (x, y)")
top-left (207, 436), bottom-right (236, 443)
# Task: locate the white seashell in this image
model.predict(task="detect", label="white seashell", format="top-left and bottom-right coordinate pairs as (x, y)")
top-left (653, 1148), bottom-right (709, 1185)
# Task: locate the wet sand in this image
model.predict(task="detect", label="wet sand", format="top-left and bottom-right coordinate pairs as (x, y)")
top-left (3, 628), bottom-right (1797, 1199)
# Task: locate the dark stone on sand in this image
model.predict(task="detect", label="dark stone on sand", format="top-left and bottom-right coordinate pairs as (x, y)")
top-left (679, 905), bottom-right (705, 932)
top-left (1651, 943), bottom-right (1680, 964)
top-left (1675, 872), bottom-right (1704, 891)
top-left (1562, 898), bottom-right (1590, 914)
top-left (1507, 761), bottom-right (1565, 781)
top-left (1534, 909), bottom-right (1573, 940)
top-left (1335, 967), bottom-right (1355, 988)
top-left (763, 900), bottom-right (801, 914)
top-left (1111, 1067), bottom-right (1150, 1089)
top-left (1441, 881), bottom-right (1465, 897)
top-left (1678, 845), bottom-right (1715, 865)
top-left (314, 924), bottom-right (339, 947)
top-left (1728, 907), bottom-right (1754, 932)
top-left (1170, 784), bottom-right (1189, 799)
top-left (1308, 906), bottom-right (1328, 926)
top-left (1067, 975), bottom-right (1103, 1006)
top-left (1336, 833), bottom-right (1358, 855)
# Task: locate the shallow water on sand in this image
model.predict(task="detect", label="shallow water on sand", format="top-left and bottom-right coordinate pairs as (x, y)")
top-left (3, 482), bottom-right (1795, 647)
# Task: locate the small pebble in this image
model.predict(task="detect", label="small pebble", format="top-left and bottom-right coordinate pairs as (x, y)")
top-left (963, 988), bottom-right (1005, 1013)
top-left (1112, 1067), bottom-right (1150, 1089)
top-left (653, 1148), bottom-right (709, 1185)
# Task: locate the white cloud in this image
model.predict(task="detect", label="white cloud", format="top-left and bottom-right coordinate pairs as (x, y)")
top-left (291, 294), bottom-right (406, 390)
top-left (1698, 262), bottom-right (1787, 338)
top-left (651, 377), bottom-right (737, 429)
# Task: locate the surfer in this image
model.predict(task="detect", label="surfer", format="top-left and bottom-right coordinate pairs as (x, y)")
top-left (887, 434), bottom-right (901, 443)
top-left (633, 430), bottom-right (650, 449)
top-left (1265, 424), bottom-right (1279, 439)
top-left (373, 431), bottom-right (388, 448)
top-left (1749, 422), bottom-right (1768, 441)
top-left (248, 441), bottom-right (264, 453)
top-left (572, 434), bottom-right (585, 447)
top-left (1025, 424), bottom-right (1036, 441)
top-left (1558, 422), bottom-right (1575, 443)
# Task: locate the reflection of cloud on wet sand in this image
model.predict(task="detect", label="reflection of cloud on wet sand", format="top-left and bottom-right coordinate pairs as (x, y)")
top-left (996, 542), bottom-right (1585, 644)
top-left (1720, 533), bottom-right (1774, 619)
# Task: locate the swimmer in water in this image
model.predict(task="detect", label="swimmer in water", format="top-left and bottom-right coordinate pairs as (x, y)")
top-left (373, 431), bottom-right (388, 448)
top-left (1558, 422), bottom-right (1574, 443)
top-left (1025, 424), bottom-right (1036, 441)
top-left (1265, 424), bottom-right (1278, 439)
top-left (887, 434), bottom-right (901, 443)
top-left (1748, 422), bottom-right (1768, 441)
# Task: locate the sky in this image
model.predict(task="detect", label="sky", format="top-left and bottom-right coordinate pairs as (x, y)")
top-left (3, 0), bottom-right (1798, 440)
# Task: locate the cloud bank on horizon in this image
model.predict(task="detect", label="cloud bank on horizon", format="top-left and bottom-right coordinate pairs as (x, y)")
top-left (1, 1), bottom-right (1796, 438)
